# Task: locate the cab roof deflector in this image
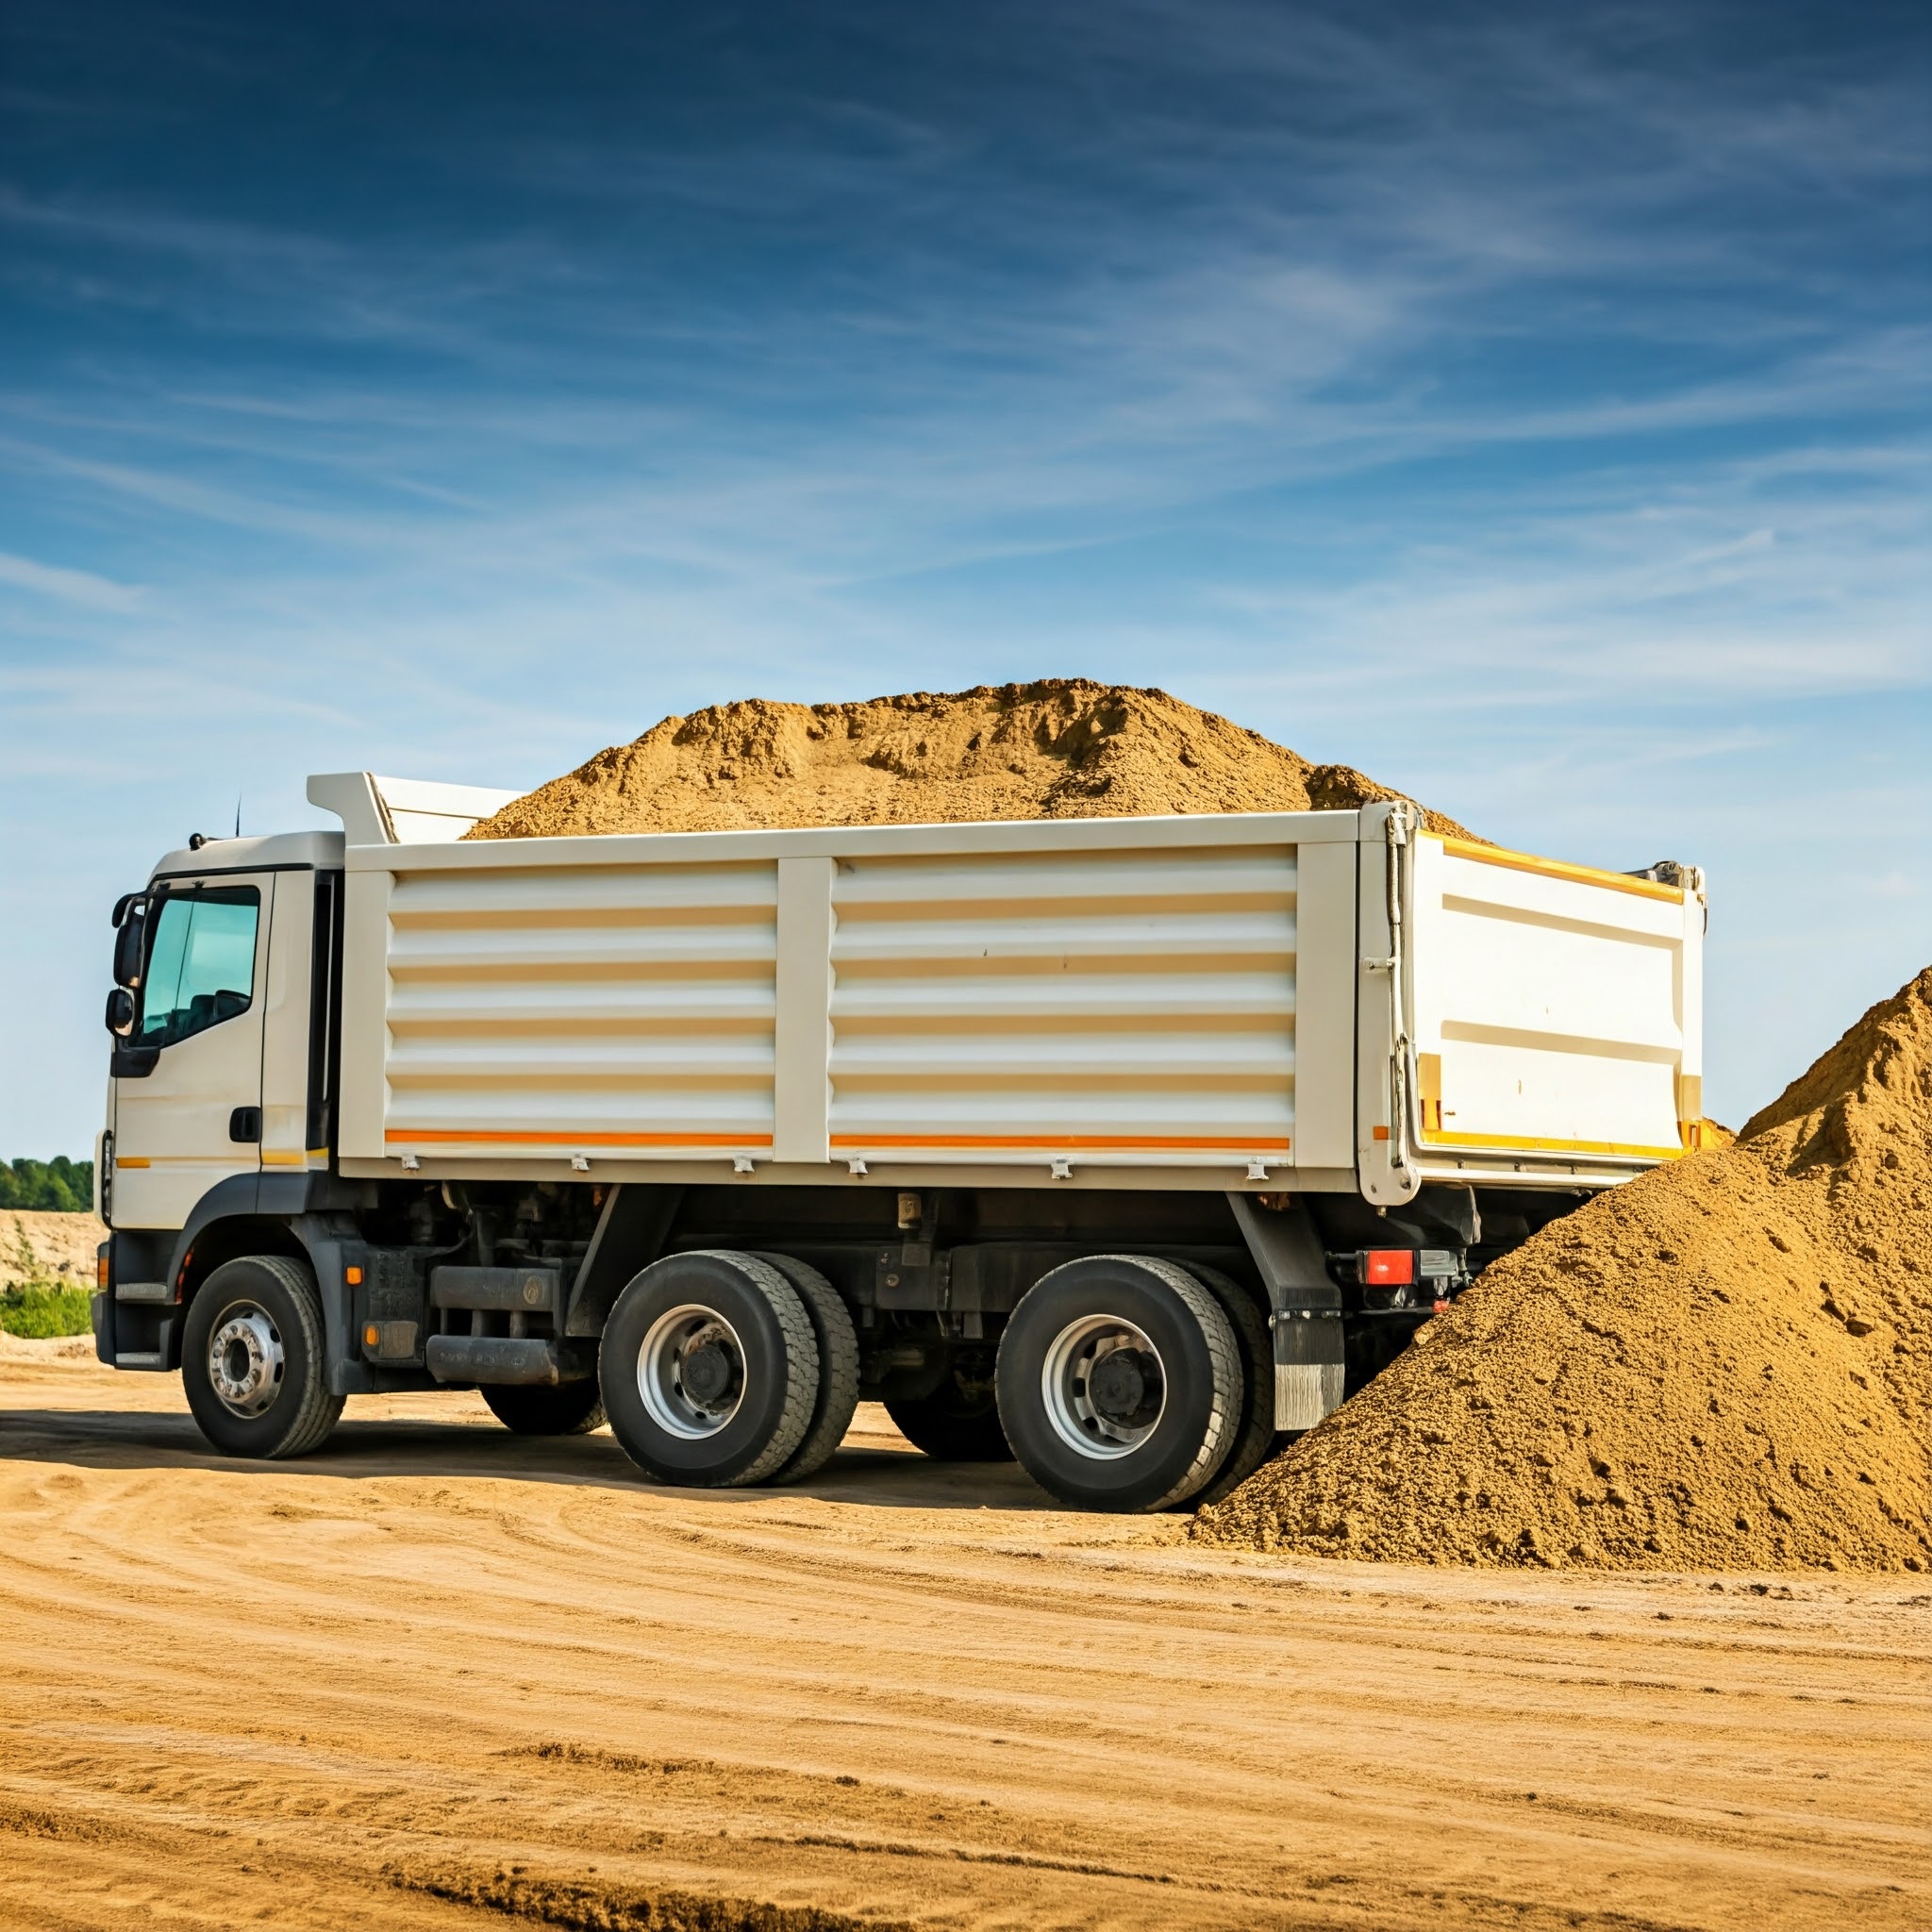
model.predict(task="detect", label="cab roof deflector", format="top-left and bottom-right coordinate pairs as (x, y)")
top-left (307, 773), bottom-right (523, 847)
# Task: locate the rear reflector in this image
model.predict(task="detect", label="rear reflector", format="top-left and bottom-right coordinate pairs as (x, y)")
top-left (1361, 1249), bottom-right (1415, 1286)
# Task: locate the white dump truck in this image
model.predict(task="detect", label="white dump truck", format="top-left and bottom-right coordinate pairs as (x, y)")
top-left (92, 774), bottom-right (1706, 1510)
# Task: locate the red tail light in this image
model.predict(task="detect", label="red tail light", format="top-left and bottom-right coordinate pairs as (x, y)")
top-left (1361, 1248), bottom-right (1414, 1286)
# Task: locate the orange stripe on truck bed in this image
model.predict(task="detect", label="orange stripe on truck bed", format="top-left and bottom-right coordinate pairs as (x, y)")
top-left (385, 1130), bottom-right (773, 1149)
top-left (828, 1134), bottom-right (1291, 1153)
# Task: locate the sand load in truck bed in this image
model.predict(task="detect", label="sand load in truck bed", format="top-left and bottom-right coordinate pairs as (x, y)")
top-left (1194, 969), bottom-right (1932, 1573)
top-left (463, 679), bottom-right (1476, 840)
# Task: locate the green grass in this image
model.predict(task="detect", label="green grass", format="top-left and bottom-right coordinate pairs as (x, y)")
top-left (3, 1215), bottom-right (94, 1338)
top-left (0, 1282), bottom-right (93, 1339)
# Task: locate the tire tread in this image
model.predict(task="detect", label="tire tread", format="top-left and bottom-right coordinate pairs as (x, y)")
top-left (1179, 1262), bottom-right (1276, 1507)
top-left (686, 1250), bottom-right (818, 1487)
top-left (1124, 1256), bottom-right (1240, 1510)
top-left (259, 1255), bottom-right (345, 1458)
top-left (754, 1253), bottom-right (860, 1484)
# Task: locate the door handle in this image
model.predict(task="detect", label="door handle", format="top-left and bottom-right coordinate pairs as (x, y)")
top-left (229, 1107), bottom-right (262, 1144)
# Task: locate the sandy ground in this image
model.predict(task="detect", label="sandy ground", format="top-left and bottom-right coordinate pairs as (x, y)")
top-left (1, 1351), bottom-right (1924, 1932)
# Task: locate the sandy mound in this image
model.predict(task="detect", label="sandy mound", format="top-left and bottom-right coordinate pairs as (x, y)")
top-left (1194, 969), bottom-right (1932, 1573)
top-left (466, 680), bottom-right (1475, 840)
top-left (0, 1329), bottom-right (95, 1363)
top-left (3, 1210), bottom-right (105, 1290)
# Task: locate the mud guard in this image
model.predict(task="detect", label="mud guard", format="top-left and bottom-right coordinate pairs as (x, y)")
top-left (1225, 1192), bottom-right (1346, 1432)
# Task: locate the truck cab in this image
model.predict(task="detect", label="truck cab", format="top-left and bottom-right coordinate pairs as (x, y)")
top-left (96, 831), bottom-right (344, 1365)
top-left (93, 776), bottom-right (515, 1374)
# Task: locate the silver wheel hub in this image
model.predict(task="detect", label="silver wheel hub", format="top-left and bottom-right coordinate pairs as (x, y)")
top-left (638, 1304), bottom-right (745, 1440)
top-left (208, 1303), bottom-right (284, 1418)
top-left (1041, 1314), bottom-right (1166, 1459)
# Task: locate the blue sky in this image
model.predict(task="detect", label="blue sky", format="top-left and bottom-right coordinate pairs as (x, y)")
top-left (2, 1), bottom-right (1927, 1154)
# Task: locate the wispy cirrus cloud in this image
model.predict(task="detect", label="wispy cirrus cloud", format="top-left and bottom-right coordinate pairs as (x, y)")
top-left (0, 550), bottom-right (142, 611)
top-left (0, 0), bottom-right (1927, 1146)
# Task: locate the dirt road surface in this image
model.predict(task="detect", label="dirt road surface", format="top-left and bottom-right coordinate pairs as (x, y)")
top-left (2, 1350), bottom-right (1924, 1932)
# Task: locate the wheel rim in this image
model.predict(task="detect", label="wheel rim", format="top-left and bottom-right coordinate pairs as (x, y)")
top-left (208, 1302), bottom-right (284, 1418)
top-left (638, 1303), bottom-right (746, 1440)
top-left (1040, 1313), bottom-right (1166, 1459)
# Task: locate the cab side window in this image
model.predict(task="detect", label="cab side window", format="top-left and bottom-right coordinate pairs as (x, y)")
top-left (139, 888), bottom-right (261, 1049)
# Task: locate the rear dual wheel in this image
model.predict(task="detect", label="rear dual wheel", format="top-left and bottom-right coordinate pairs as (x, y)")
top-left (599, 1249), bottom-right (858, 1488)
top-left (1186, 1262), bottom-right (1280, 1508)
top-left (752, 1252), bottom-right (861, 1484)
top-left (995, 1256), bottom-right (1265, 1513)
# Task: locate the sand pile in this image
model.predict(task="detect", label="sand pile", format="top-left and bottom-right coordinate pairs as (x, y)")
top-left (466, 680), bottom-right (1475, 840)
top-left (3, 1211), bottom-right (104, 1291)
top-left (1195, 968), bottom-right (1932, 1573)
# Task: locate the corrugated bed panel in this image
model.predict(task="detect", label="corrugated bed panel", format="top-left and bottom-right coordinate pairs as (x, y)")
top-left (382, 860), bottom-right (777, 1153)
top-left (828, 845), bottom-right (1295, 1163)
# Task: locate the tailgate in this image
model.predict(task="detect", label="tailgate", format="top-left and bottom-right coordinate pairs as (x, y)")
top-left (1407, 833), bottom-right (1705, 1181)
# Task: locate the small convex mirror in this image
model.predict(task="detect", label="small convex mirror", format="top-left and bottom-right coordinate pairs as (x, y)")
top-left (105, 987), bottom-right (135, 1036)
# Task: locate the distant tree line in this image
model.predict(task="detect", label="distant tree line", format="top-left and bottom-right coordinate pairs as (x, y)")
top-left (0, 1158), bottom-right (94, 1213)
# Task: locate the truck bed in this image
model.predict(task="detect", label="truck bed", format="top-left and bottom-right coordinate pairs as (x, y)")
top-left (321, 786), bottom-right (1703, 1204)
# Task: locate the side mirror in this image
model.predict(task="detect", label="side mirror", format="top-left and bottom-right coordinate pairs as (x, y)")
top-left (105, 987), bottom-right (136, 1037)
top-left (112, 897), bottom-right (147, 988)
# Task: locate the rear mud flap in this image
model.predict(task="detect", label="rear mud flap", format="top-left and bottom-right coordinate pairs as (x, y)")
top-left (1273, 1312), bottom-right (1346, 1432)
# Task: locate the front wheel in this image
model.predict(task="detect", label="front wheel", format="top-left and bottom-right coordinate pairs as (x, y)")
top-left (599, 1250), bottom-right (820, 1487)
top-left (995, 1256), bottom-right (1241, 1512)
top-left (482, 1378), bottom-right (606, 1436)
top-left (181, 1255), bottom-right (343, 1459)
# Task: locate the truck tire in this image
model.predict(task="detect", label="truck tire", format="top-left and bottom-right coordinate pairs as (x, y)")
top-left (181, 1255), bottom-right (344, 1459)
top-left (995, 1256), bottom-right (1241, 1512)
top-left (884, 1385), bottom-right (1012, 1462)
top-left (481, 1379), bottom-right (606, 1437)
top-left (1180, 1263), bottom-right (1279, 1507)
top-left (753, 1254), bottom-right (861, 1483)
top-left (599, 1250), bottom-right (819, 1488)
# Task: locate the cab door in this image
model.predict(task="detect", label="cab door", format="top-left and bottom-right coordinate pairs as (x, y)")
top-left (110, 878), bottom-right (271, 1230)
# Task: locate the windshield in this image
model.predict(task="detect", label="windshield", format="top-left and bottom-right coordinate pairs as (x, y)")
top-left (139, 888), bottom-right (260, 1049)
